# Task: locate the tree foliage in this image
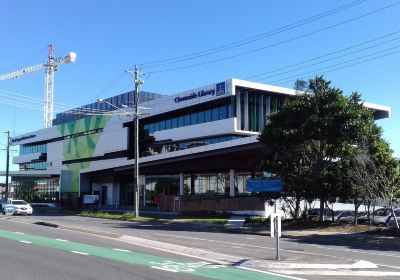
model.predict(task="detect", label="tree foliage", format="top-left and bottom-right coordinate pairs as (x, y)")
top-left (259, 76), bottom-right (388, 221)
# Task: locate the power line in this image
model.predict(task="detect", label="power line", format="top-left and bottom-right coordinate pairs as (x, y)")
top-left (268, 47), bottom-right (400, 86)
top-left (141, 0), bottom-right (367, 67)
top-left (245, 30), bottom-right (400, 81)
top-left (251, 35), bottom-right (400, 82)
top-left (147, 1), bottom-right (400, 74)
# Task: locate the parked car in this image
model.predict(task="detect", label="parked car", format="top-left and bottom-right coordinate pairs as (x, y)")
top-left (3, 200), bottom-right (33, 215)
top-left (306, 208), bottom-right (334, 221)
top-left (386, 208), bottom-right (400, 228)
top-left (335, 210), bottom-right (366, 224)
top-left (357, 208), bottom-right (398, 227)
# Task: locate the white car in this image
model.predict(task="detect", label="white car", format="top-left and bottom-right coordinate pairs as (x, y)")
top-left (6, 200), bottom-right (33, 215)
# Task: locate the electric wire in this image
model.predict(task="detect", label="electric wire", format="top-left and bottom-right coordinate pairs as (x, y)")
top-left (268, 48), bottom-right (400, 86)
top-left (245, 30), bottom-right (400, 81)
top-left (147, 1), bottom-right (400, 74)
top-left (141, 0), bottom-right (367, 67)
top-left (251, 36), bottom-right (400, 82)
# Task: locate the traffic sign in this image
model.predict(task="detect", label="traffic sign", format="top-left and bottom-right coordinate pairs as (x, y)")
top-left (246, 179), bottom-right (283, 193)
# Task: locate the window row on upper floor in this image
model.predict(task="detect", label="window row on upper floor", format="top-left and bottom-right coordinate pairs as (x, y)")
top-left (20, 143), bottom-right (47, 156)
top-left (143, 99), bottom-right (235, 134)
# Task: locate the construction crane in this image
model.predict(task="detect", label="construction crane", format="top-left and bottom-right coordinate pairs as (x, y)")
top-left (0, 45), bottom-right (76, 128)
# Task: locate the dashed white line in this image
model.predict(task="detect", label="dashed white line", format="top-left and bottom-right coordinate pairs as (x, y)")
top-left (70, 250), bottom-right (88, 256)
top-left (113, 248), bottom-right (131, 252)
top-left (14, 232), bottom-right (24, 235)
top-left (19, 240), bottom-right (31, 244)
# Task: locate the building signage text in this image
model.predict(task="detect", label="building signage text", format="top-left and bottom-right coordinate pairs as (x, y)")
top-left (174, 82), bottom-right (226, 103)
top-left (11, 134), bottom-right (36, 143)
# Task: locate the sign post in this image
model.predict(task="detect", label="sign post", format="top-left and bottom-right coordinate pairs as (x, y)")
top-left (246, 179), bottom-right (283, 261)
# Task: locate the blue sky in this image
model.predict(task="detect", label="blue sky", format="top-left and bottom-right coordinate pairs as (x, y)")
top-left (1, 0), bottom-right (399, 179)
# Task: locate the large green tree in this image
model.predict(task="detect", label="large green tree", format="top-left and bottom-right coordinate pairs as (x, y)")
top-left (259, 76), bottom-right (375, 221)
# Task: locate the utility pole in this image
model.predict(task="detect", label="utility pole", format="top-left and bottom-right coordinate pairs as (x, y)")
top-left (134, 65), bottom-right (143, 217)
top-left (4, 131), bottom-right (10, 202)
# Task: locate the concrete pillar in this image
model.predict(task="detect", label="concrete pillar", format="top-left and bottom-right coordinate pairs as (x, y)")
top-left (265, 96), bottom-right (271, 125)
top-left (190, 174), bottom-right (195, 195)
top-left (229, 169), bottom-right (235, 197)
top-left (244, 92), bottom-right (249, 131)
top-left (236, 89), bottom-right (241, 130)
top-left (179, 172), bottom-right (184, 196)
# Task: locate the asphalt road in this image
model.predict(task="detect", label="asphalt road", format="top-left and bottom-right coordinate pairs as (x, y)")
top-left (0, 218), bottom-right (296, 280)
top-left (2, 213), bottom-right (400, 280)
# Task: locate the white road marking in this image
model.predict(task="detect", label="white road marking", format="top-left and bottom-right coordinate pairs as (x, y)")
top-left (120, 235), bottom-right (305, 280)
top-left (70, 250), bottom-right (88, 256)
top-left (153, 233), bottom-right (350, 259)
top-left (14, 232), bottom-right (24, 235)
top-left (55, 239), bottom-right (68, 242)
top-left (19, 240), bottom-right (31, 244)
top-left (113, 248), bottom-right (131, 252)
top-left (272, 270), bottom-right (400, 276)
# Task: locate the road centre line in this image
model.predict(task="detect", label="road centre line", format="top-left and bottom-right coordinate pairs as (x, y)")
top-left (19, 240), bottom-right (31, 244)
top-left (55, 239), bottom-right (68, 242)
top-left (14, 232), bottom-right (24, 234)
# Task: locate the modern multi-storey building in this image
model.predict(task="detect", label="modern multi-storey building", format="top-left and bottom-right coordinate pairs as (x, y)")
top-left (4, 79), bottom-right (390, 211)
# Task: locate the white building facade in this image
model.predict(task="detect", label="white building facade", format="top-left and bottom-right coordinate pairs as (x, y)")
top-left (5, 79), bottom-right (391, 210)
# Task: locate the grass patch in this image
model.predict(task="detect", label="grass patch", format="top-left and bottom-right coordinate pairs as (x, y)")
top-left (171, 217), bottom-right (228, 224)
top-left (79, 210), bottom-right (228, 225)
top-left (79, 210), bottom-right (155, 222)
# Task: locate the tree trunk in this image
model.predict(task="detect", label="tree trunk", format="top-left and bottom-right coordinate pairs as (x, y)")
top-left (390, 205), bottom-right (399, 229)
top-left (294, 195), bottom-right (301, 219)
top-left (319, 198), bottom-right (325, 222)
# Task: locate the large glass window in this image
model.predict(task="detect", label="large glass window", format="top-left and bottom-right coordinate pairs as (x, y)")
top-left (190, 112), bottom-right (198, 125)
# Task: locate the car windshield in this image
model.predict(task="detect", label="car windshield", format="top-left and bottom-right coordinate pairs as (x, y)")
top-left (374, 209), bottom-right (390, 216)
top-left (11, 200), bottom-right (28, 205)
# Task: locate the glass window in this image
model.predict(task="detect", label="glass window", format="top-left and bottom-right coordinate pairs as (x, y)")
top-left (154, 121), bottom-right (160, 132)
top-left (219, 105), bottom-right (228, 120)
top-left (198, 111), bottom-right (205, 124)
top-left (178, 116), bottom-right (184, 127)
top-left (149, 123), bottom-right (154, 134)
top-left (165, 118), bottom-right (172, 130)
top-left (159, 120), bottom-right (166, 131)
top-left (205, 109), bottom-right (212, 122)
top-left (190, 112), bottom-right (198, 125)
top-left (183, 114), bottom-right (190, 126)
top-left (171, 117), bottom-right (178, 129)
top-left (212, 107), bottom-right (219, 121)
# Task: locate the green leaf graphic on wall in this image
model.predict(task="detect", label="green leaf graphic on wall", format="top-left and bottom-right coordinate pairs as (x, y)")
top-left (57, 115), bottom-right (111, 192)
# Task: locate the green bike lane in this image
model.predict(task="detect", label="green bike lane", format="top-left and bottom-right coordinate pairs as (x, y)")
top-left (0, 229), bottom-right (301, 280)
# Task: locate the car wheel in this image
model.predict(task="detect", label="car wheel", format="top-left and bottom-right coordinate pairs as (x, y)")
top-left (377, 223), bottom-right (387, 227)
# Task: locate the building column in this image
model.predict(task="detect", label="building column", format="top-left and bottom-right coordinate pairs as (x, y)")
top-left (244, 92), bottom-right (249, 131)
top-left (229, 169), bottom-right (235, 197)
top-left (265, 95), bottom-right (271, 125)
top-left (236, 89), bottom-right (241, 130)
top-left (190, 174), bottom-right (195, 195)
top-left (179, 172), bottom-right (184, 196)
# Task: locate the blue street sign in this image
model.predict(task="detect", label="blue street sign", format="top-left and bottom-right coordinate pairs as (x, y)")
top-left (246, 179), bottom-right (283, 193)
